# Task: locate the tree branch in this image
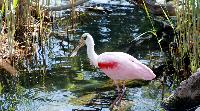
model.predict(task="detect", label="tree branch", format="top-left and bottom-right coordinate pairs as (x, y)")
top-left (42, 0), bottom-right (89, 11)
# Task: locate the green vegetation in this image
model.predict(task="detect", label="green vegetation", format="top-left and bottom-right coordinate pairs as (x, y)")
top-left (141, 0), bottom-right (200, 78)
top-left (175, 0), bottom-right (200, 73)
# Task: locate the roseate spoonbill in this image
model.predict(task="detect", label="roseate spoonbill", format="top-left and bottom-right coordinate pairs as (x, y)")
top-left (71, 33), bottom-right (156, 107)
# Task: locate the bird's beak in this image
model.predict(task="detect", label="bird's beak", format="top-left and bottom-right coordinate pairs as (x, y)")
top-left (70, 37), bottom-right (85, 57)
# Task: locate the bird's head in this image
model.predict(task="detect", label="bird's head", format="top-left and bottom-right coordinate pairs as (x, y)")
top-left (81, 33), bottom-right (95, 46)
top-left (70, 33), bottom-right (94, 57)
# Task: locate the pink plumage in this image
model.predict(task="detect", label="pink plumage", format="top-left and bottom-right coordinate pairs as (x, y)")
top-left (71, 33), bottom-right (156, 108)
top-left (70, 33), bottom-right (156, 81)
top-left (97, 52), bottom-right (156, 80)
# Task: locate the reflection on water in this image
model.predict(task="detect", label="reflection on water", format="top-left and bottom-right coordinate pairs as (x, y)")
top-left (0, 4), bottom-right (166, 111)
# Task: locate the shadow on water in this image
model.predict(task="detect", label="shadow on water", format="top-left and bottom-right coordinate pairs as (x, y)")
top-left (0, 4), bottom-right (170, 111)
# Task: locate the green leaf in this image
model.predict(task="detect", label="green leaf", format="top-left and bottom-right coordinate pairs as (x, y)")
top-left (0, 83), bottom-right (2, 94)
top-left (74, 72), bottom-right (84, 80)
top-left (1, 0), bottom-right (5, 13)
top-left (13, 0), bottom-right (18, 9)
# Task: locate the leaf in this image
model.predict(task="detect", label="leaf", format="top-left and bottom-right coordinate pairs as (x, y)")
top-left (65, 83), bottom-right (77, 91)
top-left (74, 73), bottom-right (84, 80)
top-left (13, 0), bottom-right (18, 9)
top-left (0, 83), bottom-right (2, 94)
top-left (1, 0), bottom-right (5, 13)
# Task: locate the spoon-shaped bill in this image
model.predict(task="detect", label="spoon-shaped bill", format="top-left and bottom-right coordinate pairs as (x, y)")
top-left (70, 37), bottom-right (85, 57)
top-left (70, 45), bottom-right (81, 57)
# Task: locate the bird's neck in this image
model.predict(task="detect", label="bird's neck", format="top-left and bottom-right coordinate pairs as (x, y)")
top-left (87, 45), bottom-right (98, 67)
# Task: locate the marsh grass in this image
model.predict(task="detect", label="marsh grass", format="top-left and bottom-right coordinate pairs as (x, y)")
top-left (0, 0), bottom-right (77, 64)
top-left (175, 0), bottom-right (200, 73)
top-left (140, 0), bottom-right (200, 100)
top-left (142, 0), bottom-right (199, 74)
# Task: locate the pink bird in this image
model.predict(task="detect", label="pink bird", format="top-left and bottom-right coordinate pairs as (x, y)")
top-left (71, 33), bottom-right (156, 108)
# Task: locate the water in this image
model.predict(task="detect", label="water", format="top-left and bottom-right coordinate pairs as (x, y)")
top-left (0, 3), bottom-right (167, 111)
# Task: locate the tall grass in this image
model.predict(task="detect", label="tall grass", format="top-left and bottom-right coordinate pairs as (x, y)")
top-left (175, 0), bottom-right (200, 73)
top-left (1, 0), bottom-right (16, 58)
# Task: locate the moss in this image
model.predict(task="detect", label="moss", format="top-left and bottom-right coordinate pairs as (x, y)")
top-left (113, 100), bottom-right (134, 111)
top-left (69, 93), bottom-right (97, 105)
top-left (71, 79), bottom-right (149, 96)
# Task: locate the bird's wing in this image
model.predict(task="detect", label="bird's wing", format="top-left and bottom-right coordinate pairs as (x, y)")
top-left (97, 52), bottom-right (155, 80)
top-left (98, 52), bottom-right (140, 64)
top-left (97, 52), bottom-right (142, 70)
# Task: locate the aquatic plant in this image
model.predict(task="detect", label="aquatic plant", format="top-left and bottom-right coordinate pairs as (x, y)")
top-left (175, 0), bottom-right (200, 74)
top-left (140, 0), bottom-right (200, 76)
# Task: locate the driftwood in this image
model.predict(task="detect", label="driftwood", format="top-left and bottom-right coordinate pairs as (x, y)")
top-left (0, 59), bottom-right (17, 76)
top-left (42, 0), bottom-right (89, 11)
top-left (130, 0), bottom-right (175, 16)
top-left (162, 68), bottom-right (200, 110)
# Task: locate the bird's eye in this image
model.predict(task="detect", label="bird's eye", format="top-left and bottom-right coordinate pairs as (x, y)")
top-left (83, 36), bottom-right (87, 40)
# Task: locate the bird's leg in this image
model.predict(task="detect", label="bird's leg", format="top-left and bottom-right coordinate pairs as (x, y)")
top-left (121, 81), bottom-right (127, 98)
top-left (110, 80), bottom-right (121, 110)
top-left (114, 80), bottom-right (121, 93)
top-left (122, 80), bottom-right (126, 93)
top-left (116, 81), bottom-right (126, 105)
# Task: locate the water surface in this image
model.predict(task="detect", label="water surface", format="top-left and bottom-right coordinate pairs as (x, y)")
top-left (0, 2), bottom-right (167, 111)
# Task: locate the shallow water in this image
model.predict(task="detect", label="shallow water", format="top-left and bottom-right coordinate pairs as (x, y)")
top-left (0, 2), bottom-right (167, 111)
